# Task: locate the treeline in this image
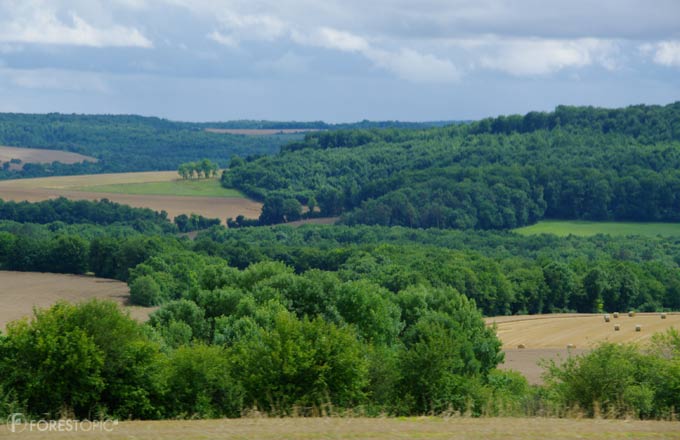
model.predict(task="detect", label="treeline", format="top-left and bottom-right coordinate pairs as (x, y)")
top-left (0, 113), bottom-right (293, 179)
top-left (3, 220), bottom-right (680, 316)
top-left (200, 119), bottom-right (456, 130)
top-left (0, 198), bottom-right (175, 232)
top-left (177, 159), bottom-right (219, 179)
top-left (224, 102), bottom-right (680, 229)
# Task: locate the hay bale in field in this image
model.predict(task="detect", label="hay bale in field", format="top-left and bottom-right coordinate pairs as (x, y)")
top-left (661, 313), bottom-right (667, 319)
top-left (566, 343), bottom-right (576, 349)
top-left (614, 324), bottom-right (620, 331)
top-left (613, 312), bottom-right (619, 318)
top-left (635, 324), bottom-right (642, 332)
top-left (628, 311), bottom-right (635, 317)
top-left (517, 344), bottom-right (526, 349)
top-left (604, 314), bottom-right (610, 322)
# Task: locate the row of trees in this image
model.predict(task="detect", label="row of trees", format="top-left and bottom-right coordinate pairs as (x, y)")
top-left (177, 159), bottom-right (219, 179)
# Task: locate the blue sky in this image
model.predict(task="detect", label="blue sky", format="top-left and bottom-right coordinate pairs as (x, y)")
top-left (0, 0), bottom-right (678, 122)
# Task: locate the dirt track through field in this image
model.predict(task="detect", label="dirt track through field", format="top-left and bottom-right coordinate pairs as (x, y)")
top-left (0, 171), bottom-right (262, 223)
top-left (0, 271), bottom-right (153, 330)
top-left (487, 313), bottom-right (680, 384)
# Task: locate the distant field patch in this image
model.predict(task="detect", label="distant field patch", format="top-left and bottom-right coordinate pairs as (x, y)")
top-left (0, 271), bottom-right (153, 330)
top-left (205, 128), bottom-right (323, 135)
top-left (75, 178), bottom-right (245, 198)
top-left (514, 220), bottom-right (680, 237)
top-left (487, 312), bottom-right (680, 384)
top-left (0, 145), bottom-right (97, 170)
top-left (0, 171), bottom-right (262, 223)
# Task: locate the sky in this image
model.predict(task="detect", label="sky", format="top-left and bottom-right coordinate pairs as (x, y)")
top-left (0, 0), bottom-right (678, 122)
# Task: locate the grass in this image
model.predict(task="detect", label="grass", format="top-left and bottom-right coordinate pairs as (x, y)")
top-left (74, 178), bottom-right (245, 198)
top-left (2, 417), bottom-right (679, 439)
top-left (514, 220), bottom-right (680, 237)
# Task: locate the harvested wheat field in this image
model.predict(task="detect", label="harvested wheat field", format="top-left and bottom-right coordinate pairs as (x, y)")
top-left (0, 271), bottom-right (153, 330)
top-left (0, 146), bottom-right (97, 170)
top-left (2, 417), bottom-right (679, 439)
top-left (487, 313), bottom-right (680, 384)
top-left (0, 171), bottom-right (262, 224)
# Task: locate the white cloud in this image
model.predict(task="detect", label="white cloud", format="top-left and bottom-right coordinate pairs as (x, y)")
top-left (477, 38), bottom-right (619, 75)
top-left (0, 8), bottom-right (152, 48)
top-left (208, 31), bottom-right (238, 48)
top-left (367, 48), bottom-right (461, 83)
top-left (641, 40), bottom-right (680, 67)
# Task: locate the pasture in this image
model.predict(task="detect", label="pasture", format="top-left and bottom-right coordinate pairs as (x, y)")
top-left (514, 220), bottom-right (680, 237)
top-left (0, 145), bottom-right (97, 170)
top-left (487, 312), bottom-right (680, 384)
top-left (2, 417), bottom-right (679, 439)
top-left (0, 271), bottom-right (152, 330)
top-left (0, 171), bottom-right (262, 223)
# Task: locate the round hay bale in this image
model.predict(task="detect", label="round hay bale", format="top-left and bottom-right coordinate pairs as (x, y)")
top-left (604, 314), bottom-right (610, 322)
top-left (635, 324), bottom-right (642, 332)
top-left (661, 313), bottom-right (667, 319)
top-left (628, 311), bottom-right (635, 317)
top-left (613, 312), bottom-right (619, 318)
top-left (517, 344), bottom-right (526, 349)
top-left (566, 344), bottom-right (576, 349)
top-left (614, 324), bottom-right (620, 331)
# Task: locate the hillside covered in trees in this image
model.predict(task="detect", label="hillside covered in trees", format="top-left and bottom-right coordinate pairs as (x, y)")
top-left (224, 102), bottom-right (680, 229)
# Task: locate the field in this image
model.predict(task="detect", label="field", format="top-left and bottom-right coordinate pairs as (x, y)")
top-left (0, 271), bottom-right (153, 330)
top-left (514, 220), bottom-right (680, 237)
top-left (2, 417), bottom-right (679, 439)
top-left (487, 313), bottom-right (680, 384)
top-left (74, 178), bottom-right (245, 198)
top-left (205, 128), bottom-right (322, 135)
top-left (0, 146), bottom-right (97, 170)
top-left (0, 171), bottom-right (262, 223)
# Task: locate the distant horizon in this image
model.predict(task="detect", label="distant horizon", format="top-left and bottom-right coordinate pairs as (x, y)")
top-left (0, 100), bottom-right (677, 125)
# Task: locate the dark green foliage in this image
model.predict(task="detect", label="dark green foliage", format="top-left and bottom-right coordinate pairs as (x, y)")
top-left (174, 214), bottom-right (221, 233)
top-left (227, 102), bottom-right (680, 229)
top-left (0, 197), bottom-right (175, 232)
top-left (0, 113), bottom-right (294, 179)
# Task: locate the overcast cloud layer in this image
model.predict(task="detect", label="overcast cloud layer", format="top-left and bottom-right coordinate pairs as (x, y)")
top-left (0, 0), bottom-right (678, 121)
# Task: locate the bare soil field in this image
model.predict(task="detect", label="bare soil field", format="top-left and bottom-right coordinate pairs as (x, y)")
top-left (0, 146), bottom-right (97, 170)
top-left (487, 313), bottom-right (680, 384)
top-left (0, 271), bottom-right (153, 330)
top-left (2, 417), bottom-right (679, 439)
top-left (0, 171), bottom-right (262, 223)
top-left (205, 128), bottom-right (322, 135)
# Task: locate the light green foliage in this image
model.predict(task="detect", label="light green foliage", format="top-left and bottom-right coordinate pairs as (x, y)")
top-left (515, 220), bottom-right (680, 237)
top-left (78, 178), bottom-right (244, 198)
top-left (228, 310), bottom-right (368, 413)
top-left (163, 345), bottom-right (243, 418)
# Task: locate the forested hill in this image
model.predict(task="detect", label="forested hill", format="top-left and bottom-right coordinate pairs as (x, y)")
top-left (224, 102), bottom-right (680, 228)
top-left (0, 113), bottom-right (294, 179)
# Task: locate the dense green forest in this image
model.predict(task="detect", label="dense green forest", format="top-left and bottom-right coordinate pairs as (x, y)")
top-left (2, 103), bottom-right (680, 421)
top-left (0, 114), bottom-right (453, 181)
top-left (224, 103), bottom-right (680, 229)
top-left (0, 113), bottom-right (294, 179)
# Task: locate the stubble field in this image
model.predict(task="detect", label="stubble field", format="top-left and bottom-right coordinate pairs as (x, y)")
top-left (0, 146), bottom-right (97, 170)
top-left (2, 416), bottom-right (679, 439)
top-left (0, 271), bottom-right (153, 330)
top-left (487, 312), bottom-right (680, 384)
top-left (0, 171), bottom-right (262, 223)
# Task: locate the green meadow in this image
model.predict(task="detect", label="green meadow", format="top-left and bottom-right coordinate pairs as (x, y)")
top-left (76, 178), bottom-right (245, 198)
top-left (514, 220), bottom-right (680, 237)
